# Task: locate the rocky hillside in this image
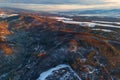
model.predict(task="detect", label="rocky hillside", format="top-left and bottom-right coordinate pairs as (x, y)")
top-left (0, 9), bottom-right (120, 80)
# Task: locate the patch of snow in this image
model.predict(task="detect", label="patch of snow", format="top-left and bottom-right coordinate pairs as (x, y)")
top-left (37, 64), bottom-right (81, 80)
top-left (95, 23), bottom-right (120, 28)
top-left (91, 29), bottom-right (113, 32)
top-left (63, 20), bottom-right (120, 28)
top-left (62, 21), bottom-right (96, 27)
top-left (92, 21), bottom-right (120, 25)
top-left (50, 17), bottom-right (73, 21)
top-left (84, 65), bottom-right (96, 74)
top-left (88, 69), bottom-right (96, 74)
top-left (51, 16), bottom-right (120, 29)
top-left (60, 72), bottom-right (71, 80)
top-left (0, 13), bottom-right (19, 18)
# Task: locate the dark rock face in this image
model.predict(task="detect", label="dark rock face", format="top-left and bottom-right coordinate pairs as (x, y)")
top-left (0, 10), bottom-right (120, 80)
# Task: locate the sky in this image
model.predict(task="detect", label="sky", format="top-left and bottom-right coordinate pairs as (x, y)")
top-left (0, 0), bottom-right (120, 11)
top-left (0, 0), bottom-right (105, 4)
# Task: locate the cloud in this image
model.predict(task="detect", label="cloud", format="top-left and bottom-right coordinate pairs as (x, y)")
top-left (0, 3), bottom-right (120, 11)
top-left (0, 0), bottom-right (9, 3)
top-left (104, 0), bottom-right (120, 4)
top-left (0, 0), bottom-right (120, 11)
top-left (0, 0), bottom-right (105, 5)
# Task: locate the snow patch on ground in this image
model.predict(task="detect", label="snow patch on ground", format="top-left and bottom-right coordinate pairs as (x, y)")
top-left (92, 21), bottom-right (120, 25)
top-left (50, 17), bottom-right (73, 21)
top-left (51, 16), bottom-right (120, 32)
top-left (95, 23), bottom-right (120, 28)
top-left (62, 21), bottom-right (96, 27)
top-left (92, 29), bottom-right (113, 32)
top-left (37, 64), bottom-right (81, 80)
top-left (63, 20), bottom-right (120, 28)
top-left (0, 13), bottom-right (19, 18)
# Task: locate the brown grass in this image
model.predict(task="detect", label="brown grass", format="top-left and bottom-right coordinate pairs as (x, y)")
top-left (0, 21), bottom-right (13, 55)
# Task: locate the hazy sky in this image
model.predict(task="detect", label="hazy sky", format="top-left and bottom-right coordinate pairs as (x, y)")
top-left (0, 0), bottom-right (120, 4)
top-left (0, 0), bottom-right (120, 11)
top-left (0, 0), bottom-right (105, 4)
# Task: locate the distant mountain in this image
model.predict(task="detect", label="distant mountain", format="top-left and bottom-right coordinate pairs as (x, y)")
top-left (58, 9), bottom-right (120, 17)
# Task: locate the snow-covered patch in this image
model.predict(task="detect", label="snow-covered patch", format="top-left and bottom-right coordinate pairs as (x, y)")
top-left (37, 64), bottom-right (81, 80)
top-left (84, 65), bottom-right (97, 74)
top-left (62, 20), bottom-right (120, 28)
top-left (92, 29), bottom-right (113, 32)
top-left (0, 13), bottom-right (19, 18)
top-left (50, 16), bottom-right (120, 28)
top-left (95, 23), bottom-right (120, 28)
top-left (50, 17), bottom-right (73, 21)
top-left (62, 21), bottom-right (96, 27)
top-left (92, 21), bottom-right (120, 25)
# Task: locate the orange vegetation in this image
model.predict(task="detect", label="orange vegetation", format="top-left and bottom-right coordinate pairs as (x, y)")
top-left (0, 21), bottom-right (13, 55)
top-left (69, 39), bottom-right (78, 46)
top-left (0, 21), bottom-right (10, 36)
top-left (77, 35), bottom-right (119, 70)
top-left (0, 44), bottom-right (12, 55)
top-left (69, 39), bottom-right (78, 52)
top-left (38, 52), bottom-right (46, 57)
